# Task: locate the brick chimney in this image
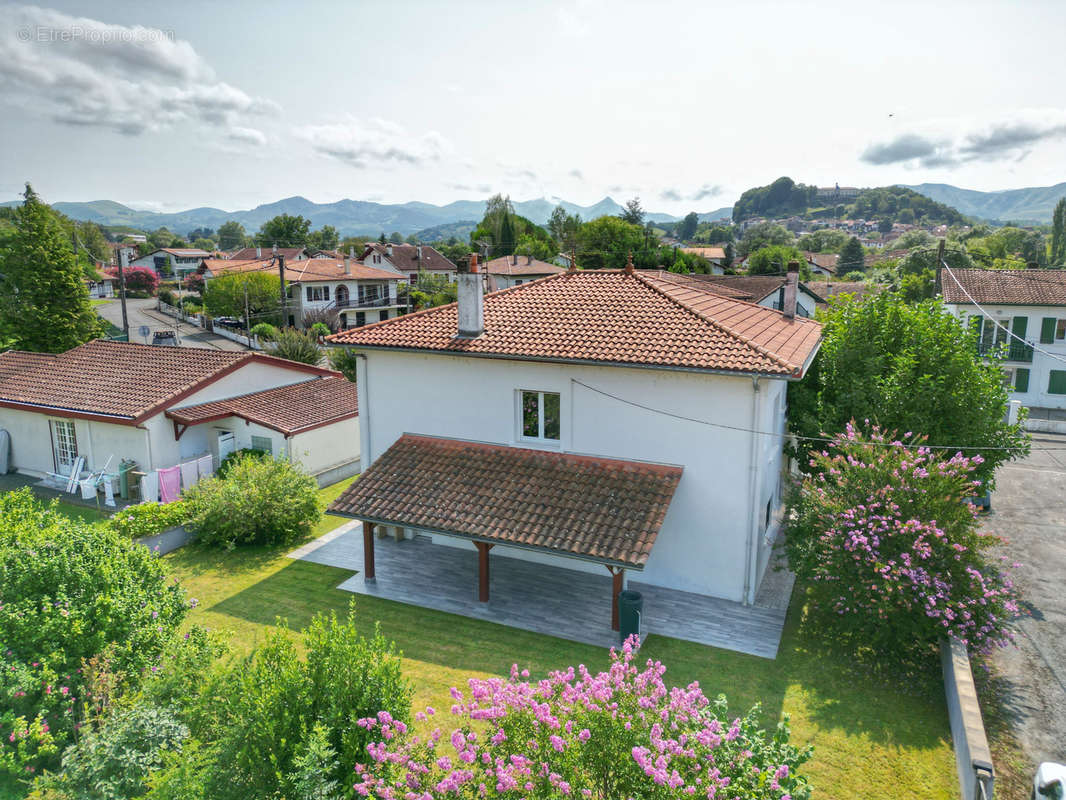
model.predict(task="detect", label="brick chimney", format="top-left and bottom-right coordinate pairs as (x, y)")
top-left (624, 251), bottom-right (634, 275)
top-left (526, 254), bottom-right (533, 265)
top-left (512, 253), bottom-right (518, 266)
top-left (783, 261), bottom-right (799, 320)
top-left (457, 254), bottom-right (484, 338)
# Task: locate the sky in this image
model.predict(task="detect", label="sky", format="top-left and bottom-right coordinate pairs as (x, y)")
top-left (1, 0), bottom-right (1064, 215)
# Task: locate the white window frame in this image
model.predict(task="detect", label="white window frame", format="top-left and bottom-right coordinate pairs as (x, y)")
top-left (50, 419), bottom-right (78, 472)
top-left (516, 389), bottom-right (561, 445)
top-left (305, 285), bottom-right (330, 302)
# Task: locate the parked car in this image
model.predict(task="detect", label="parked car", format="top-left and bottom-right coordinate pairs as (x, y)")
top-left (213, 316), bottom-right (245, 329)
top-left (1034, 763), bottom-right (1066, 799)
top-left (151, 330), bottom-right (178, 347)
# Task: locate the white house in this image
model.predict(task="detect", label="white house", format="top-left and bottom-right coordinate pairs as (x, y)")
top-left (941, 267), bottom-right (1066, 432)
top-left (282, 257), bottom-right (403, 330)
top-left (802, 251), bottom-right (838, 278)
top-left (325, 257), bottom-right (822, 619)
top-left (483, 254), bottom-right (567, 290)
top-left (130, 248), bottom-right (212, 279)
top-left (0, 340), bottom-right (360, 491)
top-left (361, 243), bottom-right (457, 283)
top-left (680, 247), bottom-right (728, 274)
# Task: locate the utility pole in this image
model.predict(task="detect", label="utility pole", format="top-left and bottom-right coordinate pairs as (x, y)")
top-left (117, 248), bottom-right (130, 339)
top-left (244, 285), bottom-right (251, 347)
top-left (934, 238), bottom-right (946, 297)
top-left (278, 251), bottom-right (287, 327)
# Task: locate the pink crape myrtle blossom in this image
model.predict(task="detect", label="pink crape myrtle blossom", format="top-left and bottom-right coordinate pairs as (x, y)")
top-left (786, 423), bottom-right (1019, 660)
top-left (353, 637), bottom-right (811, 799)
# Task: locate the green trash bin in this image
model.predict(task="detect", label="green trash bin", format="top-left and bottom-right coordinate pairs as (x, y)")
top-left (619, 590), bottom-right (643, 644)
top-left (119, 459), bottom-right (137, 500)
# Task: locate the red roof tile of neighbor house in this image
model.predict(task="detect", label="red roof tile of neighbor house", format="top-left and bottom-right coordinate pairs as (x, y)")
top-left (327, 269), bottom-right (822, 378)
top-left (484, 255), bottom-right (567, 276)
top-left (200, 257), bottom-right (275, 277)
top-left (283, 259), bottom-right (401, 283)
top-left (804, 281), bottom-right (878, 302)
top-left (941, 268), bottom-right (1066, 306)
top-left (0, 340), bottom-right (335, 422)
top-left (167, 375), bottom-right (357, 435)
top-left (0, 351), bottom-right (57, 384)
top-left (229, 247), bottom-right (306, 261)
top-left (159, 248), bottom-right (212, 257)
top-left (657, 273), bottom-right (827, 305)
top-left (329, 434), bottom-right (682, 567)
top-left (803, 252), bottom-right (839, 272)
top-left (680, 246), bottom-right (727, 260)
top-left (362, 243), bottom-right (456, 272)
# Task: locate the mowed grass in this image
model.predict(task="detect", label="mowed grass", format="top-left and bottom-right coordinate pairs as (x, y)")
top-left (164, 477), bottom-right (958, 800)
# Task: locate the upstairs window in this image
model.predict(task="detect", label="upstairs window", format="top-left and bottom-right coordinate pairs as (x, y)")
top-left (305, 285), bottom-right (329, 302)
top-left (519, 390), bottom-right (560, 443)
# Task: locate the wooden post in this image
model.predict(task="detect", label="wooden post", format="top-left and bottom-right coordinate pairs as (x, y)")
top-left (363, 523), bottom-right (376, 580)
top-left (476, 542), bottom-right (494, 602)
top-left (608, 566), bottom-right (624, 631)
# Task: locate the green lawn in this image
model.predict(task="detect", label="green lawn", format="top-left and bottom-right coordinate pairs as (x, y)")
top-left (161, 477), bottom-right (957, 799)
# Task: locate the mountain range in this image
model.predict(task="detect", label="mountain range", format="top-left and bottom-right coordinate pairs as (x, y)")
top-left (0, 195), bottom-right (699, 238)
top-left (902, 182), bottom-right (1066, 224)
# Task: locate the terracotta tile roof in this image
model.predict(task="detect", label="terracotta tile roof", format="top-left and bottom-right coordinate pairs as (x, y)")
top-left (484, 256), bottom-right (567, 277)
top-left (229, 247), bottom-right (306, 261)
top-left (327, 269), bottom-right (822, 378)
top-left (159, 248), bottom-right (212, 257)
top-left (805, 280), bottom-right (879, 302)
top-left (680, 246), bottom-right (727, 260)
top-left (167, 375), bottom-right (357, 435)
top-left (803, 252), bottom-right (839, 272)
top-left (941, 268), bottom-right (1066, 306)
top-left (362, 243), bottom-right (456, 273)
top-left (329, 434), bottom-right (682, 567)
top-left (283, 259), bottom-right (401, 283)
top-left (0, 351), bottom-right (57, 384)
top-left (661, 273), bottom-right (826, 305)
top-left (199, 258), bottom-right (275, 277)
top-left (0, 340), bottom-right (333, 422)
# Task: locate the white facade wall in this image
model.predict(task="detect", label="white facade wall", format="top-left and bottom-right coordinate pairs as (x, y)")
top-left (356, 350), bottom-right (789, 603)
top-left (0, 408), bottom-right (150, 477)
top-left (755, 288), bottom-right (819, 319)
top-left (945, 302), bottom-right (1066, 411)
top-left (290, 417), bottom-right (360, 476)
top-left (292, 279), bottom-right (400, 328)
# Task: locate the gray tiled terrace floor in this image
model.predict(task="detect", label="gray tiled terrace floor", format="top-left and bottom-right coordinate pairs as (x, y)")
top-left (289, 522), bottom-right (792, 658)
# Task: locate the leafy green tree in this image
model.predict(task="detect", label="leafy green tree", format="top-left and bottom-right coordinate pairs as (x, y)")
top-left (265, 328), bottom-right (323, 366)
top-left (0, 185), bottom-right (103, 352)
top-left (576, 216), bottom-right (646, 270)
top-left (838, 237), bottom-right (866, 273)
top-left (327, 347), bottom-right (359, 382)
top-left (736, 222), bottom-right (793, 257)
top-left (147, 227), bottom-right (174, 250)
top-left (619, 197), bottom-right (645, 226)
top-left (203, 271), bottom-right (280, 320)
top-left (256, 214), bottom-right (312, 247)
top-left (388, 231), bottom-right (404, 244)
top-left (787, 292), bottom-right (1030, 487)
top-left (746, 244), bottom-right (805, 276)
top-left (192, 237), bottom-right (216, 251)
top-left (1051, 197), bottom-right (1066, 266)
top-left (547, 205), bottom-right (581, 251)
top-left (73, 220), bottom-right (110, 264)
top-left (307, 225), bottom-right (340, 251)
top-left (496, 212), bottom-right (516, 257)
top-left (896, 208), bottom-right (915, 224)
top-left (217, 220), bottom-right (246, 250)
top-left (678, 211), bottom-right (699, 241)
top-left (797, 228), bottom-right (848, 253)
top-left (877, 217), bottom-right (894, 234)
top-left (514, 233), bottom-right (555, 262)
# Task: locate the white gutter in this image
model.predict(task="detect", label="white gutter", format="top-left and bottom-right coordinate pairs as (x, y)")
top-left (743, 376), bottom-right (762, 605)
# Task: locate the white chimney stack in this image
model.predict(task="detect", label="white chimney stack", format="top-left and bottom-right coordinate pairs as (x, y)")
top-left (783, 261), bottom-right (799, 320)
top-left (386, 243), bottom-right (393, 258)
top-left (456, 254), bottom-right (484, 338)
top-left (256, 246), bottom-right (262, 258)
top-left (343, 256), bottom-right (351, 275)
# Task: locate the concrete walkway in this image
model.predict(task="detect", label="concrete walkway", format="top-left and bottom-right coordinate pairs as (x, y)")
top-left (290, 522), bottom-right (792, 658)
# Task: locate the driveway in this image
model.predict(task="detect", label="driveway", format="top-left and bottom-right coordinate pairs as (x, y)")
top-left (990, 432), bottom-right (1066, 765)
top-left (95, 297), bottom-right (247, 352)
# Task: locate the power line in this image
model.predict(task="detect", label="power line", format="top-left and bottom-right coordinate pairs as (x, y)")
top-left (570, 378), bottom-right (1063, 452)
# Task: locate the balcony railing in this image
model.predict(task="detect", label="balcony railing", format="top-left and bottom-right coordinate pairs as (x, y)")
top-left (332, 295), bottom-right (397, 310)
top-left (977, 340), bottom-right (1034, 363)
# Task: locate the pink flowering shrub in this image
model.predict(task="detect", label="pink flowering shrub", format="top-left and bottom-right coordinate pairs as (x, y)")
top-left (785, 423), bottom-right (1018, 660)
top-left (353, 637), bottom-right (812, 799)
top-left (107, 265), bottom-right (158, 295)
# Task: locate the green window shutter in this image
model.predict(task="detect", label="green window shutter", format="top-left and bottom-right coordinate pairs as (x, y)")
top-left (1011, 316), bottom-right (1028, 338)
top-left (1041, 317), bottom-right (1057, 344)
top-left (1015, 368), bottom-right (1030, 393)
top-left (1049, 370), bottom-right (1066, 395)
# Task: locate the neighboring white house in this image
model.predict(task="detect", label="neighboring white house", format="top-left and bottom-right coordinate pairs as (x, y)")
top-left (941, 267), bottom-right (1066, 432)
top-left (483, 254), bottom-right (567, 290)
top-left (282, 258), bottom-right (403, 330)
top-left (680, 247), bottom-right (728, 274)
top-left (85, 266), bottom-right (115, 298)
top-left (326, 258), bottom-right (822, 610)
top-left (130, 248), bottom-right (212, 278)
top-left (802, 251), bottom-right (838, 278)
top-left (228, 246), bottom-right (308, 262)
top-left (663, 272), bottom-right (825, 319)
top-left (361, 243), bottom-right (457, 283)
top-left (0, 340), bottom-right (360, 490)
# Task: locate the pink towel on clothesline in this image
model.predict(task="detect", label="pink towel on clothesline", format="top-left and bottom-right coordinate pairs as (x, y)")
top-left (158, 466), bottom-right (181, 504)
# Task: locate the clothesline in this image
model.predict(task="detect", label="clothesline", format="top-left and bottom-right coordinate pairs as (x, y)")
top-left (141, 453), bottom-right (214, 504)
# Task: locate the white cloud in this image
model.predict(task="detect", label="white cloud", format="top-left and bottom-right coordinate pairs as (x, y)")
top-left (295, 116), bottom-right (448, 168)
top-left (227, 126), bottom-right (267, 146)
top-left (0, 5), bottom-right (276, 143)
top-left (860, 108), bottom-right (1066, 168)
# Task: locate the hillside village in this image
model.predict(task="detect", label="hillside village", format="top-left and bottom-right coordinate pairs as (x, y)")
top-left (4, 2), bottom-right (1066, 797)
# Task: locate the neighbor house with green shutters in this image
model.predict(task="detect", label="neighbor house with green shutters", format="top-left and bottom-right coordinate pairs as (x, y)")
top-left (941, 268), bottom-right (1066, 432)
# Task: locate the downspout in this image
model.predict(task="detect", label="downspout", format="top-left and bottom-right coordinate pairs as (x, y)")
top-left (355, 353), bottom-right (371, 469)
top-left (743, 375), bottom-right (762, 605)
top-left (141, 424), bottom-right (155, 471)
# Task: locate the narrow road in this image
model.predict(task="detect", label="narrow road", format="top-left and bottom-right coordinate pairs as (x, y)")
top-left (990, 433), bottom-right (1066, 767)
top-left (95, 297), bottom-right (247, 352)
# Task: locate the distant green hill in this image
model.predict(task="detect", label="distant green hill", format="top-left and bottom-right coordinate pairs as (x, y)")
top-left (412, 220), bottom-right (478, 242)
top-left (904, 182), bottom-right (1066, 223)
